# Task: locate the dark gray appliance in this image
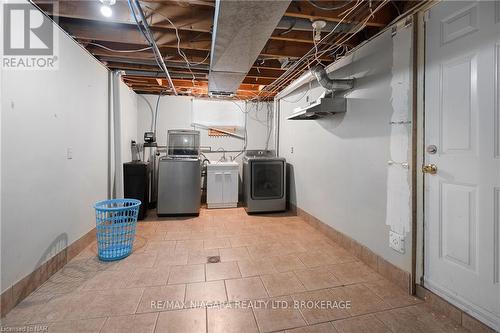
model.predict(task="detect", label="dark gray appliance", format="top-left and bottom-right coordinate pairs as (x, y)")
top-left (243, 150), bottom-right (286, 213)
top-left (123, 161), bottom-right (149, 220)
top-left (157, 157), bottom-right (201, 216)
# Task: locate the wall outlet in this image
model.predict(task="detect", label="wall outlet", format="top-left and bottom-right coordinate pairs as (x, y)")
top-left (66, 147), bottom-right (73, 160)
top-left (290, 146), bottom-right (294, 154)
top-left (389, 231), bottom-right (405, 254)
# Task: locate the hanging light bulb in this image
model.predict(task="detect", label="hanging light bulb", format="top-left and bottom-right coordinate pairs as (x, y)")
top-left (311, 20), bottom-right (326, 42)
top-left (99, 0), bottom-right (116, 17)
top-left (100, 5), bottom-right (112, 17)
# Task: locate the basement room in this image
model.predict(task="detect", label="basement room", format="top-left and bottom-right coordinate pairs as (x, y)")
top-left (1, 0), bottom-right (499, 332)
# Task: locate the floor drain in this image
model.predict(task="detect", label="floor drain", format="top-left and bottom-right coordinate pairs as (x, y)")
top-left (207, 256), bottom-right (220, 263)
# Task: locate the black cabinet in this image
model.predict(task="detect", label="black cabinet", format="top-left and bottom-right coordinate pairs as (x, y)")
top-left (123, 162), bottom-right (149, 220)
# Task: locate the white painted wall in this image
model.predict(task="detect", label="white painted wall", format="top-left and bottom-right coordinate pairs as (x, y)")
top-left (136, 95), bottom-right (273, 163)
top-left (278, 27), bottom-right (413, 271)
top-left (0, 10), bottom-right (109, 291)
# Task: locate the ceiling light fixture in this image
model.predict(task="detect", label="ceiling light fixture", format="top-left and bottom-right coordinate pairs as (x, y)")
top-left (311, 20), bottom-right (326, 42)
top-left (99, 0), bottom-right (115, 17)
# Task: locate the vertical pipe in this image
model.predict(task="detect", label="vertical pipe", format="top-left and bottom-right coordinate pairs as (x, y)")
top-left (112, 71), bottom-right (123, 199)
top-left (107, 71), bottom-right (113, 199)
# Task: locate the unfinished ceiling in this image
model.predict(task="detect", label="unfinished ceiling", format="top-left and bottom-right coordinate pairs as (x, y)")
top-left (33, 0), bottom-right (424, 99)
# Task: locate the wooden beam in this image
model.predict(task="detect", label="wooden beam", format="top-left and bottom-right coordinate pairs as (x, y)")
top-left (59, 18), bottom-right (212, 52)
top-left (34, 0), bottom-right (214, 33)
top-left (284, 1), bottom-right (395, 28)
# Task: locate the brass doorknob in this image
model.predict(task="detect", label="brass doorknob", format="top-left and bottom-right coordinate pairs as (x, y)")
top-left (422, 164), bottom-right (438, 174)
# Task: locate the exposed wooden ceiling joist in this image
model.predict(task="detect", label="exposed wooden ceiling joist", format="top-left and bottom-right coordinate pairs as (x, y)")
top-left (32, 0), bottom-right (409, 98)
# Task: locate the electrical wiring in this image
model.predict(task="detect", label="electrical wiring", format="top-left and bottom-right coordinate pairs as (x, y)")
top-left (87, 42), bottom-right (152, 53)
top-left (127, 0), bottom-right (177, 94)
top-left (307, 0), bottom-right (352, 11)
top-left (280, 80), bottom-right (312, 103)
top-left (257, 0), bottom-right (389, 98)
top-left (262, 0), bottom-right (369, 93)
top-left (144, 4), bottom-right (210, 86)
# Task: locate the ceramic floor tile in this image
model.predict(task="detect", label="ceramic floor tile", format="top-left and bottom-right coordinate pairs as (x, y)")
top-left (332, 314), bottom-right (391, 333)
top-left (138, 231), bottom-right (166, 242)
top-left (2, 292), bottom-right (70, 325)
top-left (330, 284), bottom-right (390, 316)
top-left (175, 240), bottom-right (204, 254)
top-left (136, 284), bottom-right (186, 313)
top-left (125, 267), bottom-right (170, 288)
top-left (206, 262), bottom-right (241, 281)
top-left (237, 258), bottom-right (277, 277)
top-left (270, 255), bottom-right (307, 273)
top-left (297, 252), bottom-right (344, 268)
top-left (291, 289), bottom-right (350, 325)
top-left (168, 264), bottom-right (205, 284)
top-left (252, 296), bottom-right (307, 333)
top-left (294, 267), bottom-right (342, 291)
top-left (363, 279), bottom-right (422, 308)
top-left (188, 249), bottom-right (220, 265)
top-left (219, 247), bottom-right (251, 262)
top-left (155, 253), bottom-right (189, 267)
top-left (374, 304), bottom-right (469, 333)
top-left (46, 318), bottom-right (106, 333)
top-left (185, 280), bottom-right (227, 306)
top-left (4, 208), bottom-right (461, 333)
top-left (65, 288), bottom-right (144, 320)
top-left (225, 277), bottom-right (268, 302)
top-left (80, 270), bottom-right (129, 291)
top-left (229, 236), bottom-right (261, 247)
top-left (164, 231), bottom-right (193, 241)
top-left (155, 307), bottom-right (206, 333)
top-left (101, 313), bottom-right (158, 333)
top-left (116, 252), bottom-right (157, 270)
top-left (204, 238), bottom-right (231, 250)
top-left (208, 307), bottom-right (259, 333)
top-left (328, 261), bottom-right (383, 285)
top-left (34, 268), bottom-right (94, 295)
top-left (143, 240), bottom-right (176, 253)
top-left (286, 322), bottom-right (338, 333)
top-left (247, 244), bottom-right (287, 260)
top-left (260, 272), bottom-right (306, 297)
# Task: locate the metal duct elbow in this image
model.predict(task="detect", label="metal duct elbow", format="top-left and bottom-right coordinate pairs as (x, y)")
top-left (311, 65), bottom-right (354, 92)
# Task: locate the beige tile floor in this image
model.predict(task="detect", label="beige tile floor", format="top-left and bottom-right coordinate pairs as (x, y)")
top-left (1, 208), bottom-right (470, 333)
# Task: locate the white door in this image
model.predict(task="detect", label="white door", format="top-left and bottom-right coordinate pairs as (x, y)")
top-left (424, 1), bottom-right (500, 330)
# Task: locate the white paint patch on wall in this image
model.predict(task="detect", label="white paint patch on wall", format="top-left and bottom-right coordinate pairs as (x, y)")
top-left (386, 26), bottom-right (412, 236)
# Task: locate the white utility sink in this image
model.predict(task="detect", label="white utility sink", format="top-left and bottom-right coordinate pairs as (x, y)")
top-left (206, 161), bottom-right (239, 209)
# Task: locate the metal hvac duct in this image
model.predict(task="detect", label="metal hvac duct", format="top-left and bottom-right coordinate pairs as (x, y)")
top-left (311, 65), bottom-right (354, 91)
top-left (208, 0), bottom-right (291, 95)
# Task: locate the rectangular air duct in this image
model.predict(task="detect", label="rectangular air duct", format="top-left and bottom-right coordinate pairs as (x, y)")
top-left (208, 0), bottom-right (291, 95)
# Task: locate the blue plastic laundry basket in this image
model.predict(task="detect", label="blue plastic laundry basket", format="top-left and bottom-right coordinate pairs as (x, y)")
top-left (94, 198), bottom-right (141, 261)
